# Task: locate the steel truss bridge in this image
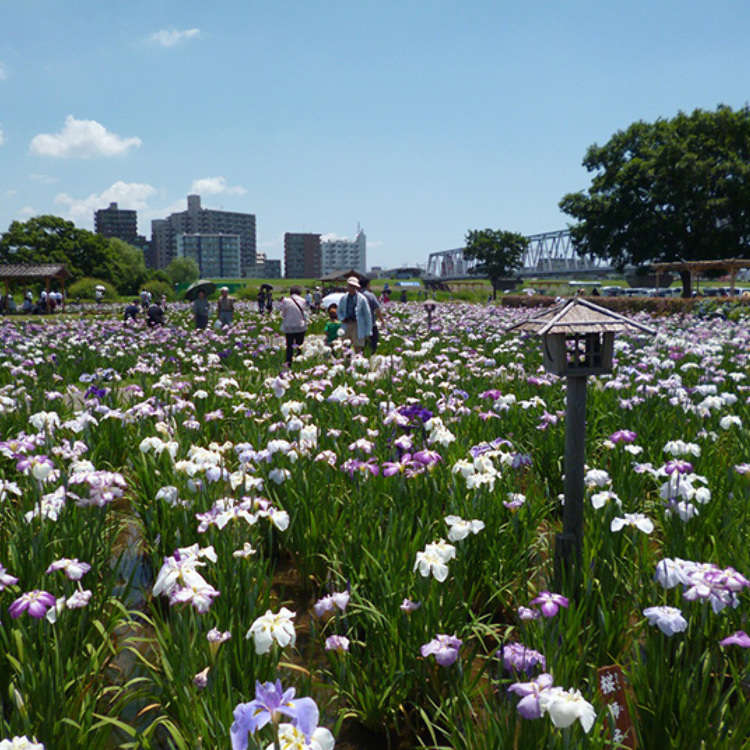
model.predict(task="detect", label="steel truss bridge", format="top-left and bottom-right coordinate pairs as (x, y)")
top-left (425, 230), bottom-right (613, 280)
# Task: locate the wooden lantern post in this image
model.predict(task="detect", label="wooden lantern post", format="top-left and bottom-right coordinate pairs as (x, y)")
top-left (508, 298), bottom-right (655, 593)
top-left (423, 300), bottom-right (436, 329)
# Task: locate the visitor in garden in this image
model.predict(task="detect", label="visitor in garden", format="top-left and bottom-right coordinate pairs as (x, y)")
top-left (217, 286), bottom-right (235, 326)
top-left (123, 299), bottom-right (139, 322)
top-left (265, 290), bottom-right (273, 314)
top-left (279, 285), bottom-right (308, 367)
top-left (362, 277), bottom-right (383, 353)
top-left (193, 289), bottom-right (210, 330)
top-left (256, 288), bottom-right (266, 314)
top-left (337, 276), bottom-right (372, 353)
top-left (22, 291), bottom-right (33, 313)
top-left (324, 303), bottom-right (342, 345)
top-left (305, 289), bottom-right (313, 308)
top-left (312, 286), bottom-right (322, 312)
top-left (140, 289), bottom-right (151, 311)
top-left (400, 288), bottom-right (408, 303)
top-left (146, 299), bottom-right (164, 327)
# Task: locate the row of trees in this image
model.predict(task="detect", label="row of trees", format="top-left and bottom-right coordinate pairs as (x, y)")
top-left (466, 105), bottom-right (750, 294)
top-left (0, 216), bottom-right (200, 295)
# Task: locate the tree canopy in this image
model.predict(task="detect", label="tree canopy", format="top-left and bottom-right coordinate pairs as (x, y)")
top-left (0, 216), bottom-right (150, 293)
top-left (560, 105), bottom-right (750, 272)
top-left (166, 256), bottom-right (200, 285)
top-left (464, 229), bottom-right (527, 297)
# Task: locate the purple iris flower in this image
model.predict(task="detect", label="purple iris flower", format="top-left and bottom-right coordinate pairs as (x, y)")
top-left (664, 459), bottom-right (694, 475)
top-left (529, 591), bottom-right (569, 618)
top-left (420, 634), bottom-right (462, 666)
top-left (609, 429), bottom-right (637, 444)
top-left (479, 389), bottom-right (503, 400)
top-left (0, 564), bottom-right (19, 591)
top-left (230, 680), bottom-right (319, 750)
top-left (500, 642), bottom-right (546, 674)
top-left (9, 590), bottom-right (56, 619)
top-left (720, 631), bottom-right (750, 648)
top-left (508, 673), bottom-right (555, 718)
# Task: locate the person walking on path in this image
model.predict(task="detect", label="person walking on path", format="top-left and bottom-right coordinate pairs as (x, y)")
top-left (362, 278), bottom-right (383, 353)
top-left (217, 286), bottom-right (235, 326)
top-left (193, 289), bottom-right (210, 330)
top-left (279, 285), bottom-right (308, 367)
top-left (337, 276), bottom-right (372, 353)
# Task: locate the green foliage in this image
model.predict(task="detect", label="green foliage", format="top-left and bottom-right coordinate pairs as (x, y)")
top-left (68, 277), bottom-right (117, 300)
top-left (141, 279), bottom-right (173, 301)
top-left (463, 229), bottom-right (527, 296)
top-left (148, 269), bottom-right (172, 285)
top-left (166, 257), bottom-right (200, 285)
top-left (560, 104), bottom-right (750, 268)
top-left (106, 239), bottom-right (148, 295)
top-left (0, 215), bottom-right (118, 284)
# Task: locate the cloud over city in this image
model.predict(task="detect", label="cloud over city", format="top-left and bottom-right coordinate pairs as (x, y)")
top-left (30, 116), bottom-right (142, 158)
top-left (0, 62), bottom-right (7, 80)
top-left (190, 176), bottom-right (247, 196)
top-left (0, 128), bottom-right (5, 146)
top-left (149, 28), bottom-right (200, 47)
top-left (54, 181), bottom-right (157, 226)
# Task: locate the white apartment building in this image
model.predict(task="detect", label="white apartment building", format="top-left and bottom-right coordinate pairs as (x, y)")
top-left (321, 228), bottom-right (366, 275)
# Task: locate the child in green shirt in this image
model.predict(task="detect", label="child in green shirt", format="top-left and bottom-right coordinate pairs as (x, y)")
top-left (324, 303), bottom-right (342, 344)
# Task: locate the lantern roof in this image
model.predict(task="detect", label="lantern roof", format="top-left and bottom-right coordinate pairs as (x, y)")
top-left (507, 297), bottom-right (656, 336)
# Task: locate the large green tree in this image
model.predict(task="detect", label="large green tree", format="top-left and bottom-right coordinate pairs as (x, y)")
top-left (0, 215), bottom-right (118, 283)
top-left (166, 256), bottom-right (200, 285)
top-left (107, 238), bottom-right (148, 295)
top-left (464, 228), bottom-right (527, 298)
top-left (560, 105), bottom-right (750, 294)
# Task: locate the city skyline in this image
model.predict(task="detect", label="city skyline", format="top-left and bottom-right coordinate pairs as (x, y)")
top-left (1, 1), bottom-right (749, 269)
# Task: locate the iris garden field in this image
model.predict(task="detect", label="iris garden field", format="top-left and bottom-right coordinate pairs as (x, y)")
top-left (1, 301), bottom-right (749, 749)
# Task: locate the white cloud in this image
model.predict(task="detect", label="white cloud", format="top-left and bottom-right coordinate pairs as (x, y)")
top-left (190, 176), bottom-right (246, 196)
top-left (54, 181), bottom-right (157, 227)
top-left (20, 206), bottom-right (38, 217)
top-left (0, 62), bottom-right (7, 81)
top-left (0, 128), bottom-right (4, 146)
top-left (150, 28), bottom-right (200, 47)
top-left (4, 189), bottom-right (17, 197)
top-left (30, 116), bottom-right (142, 158)
top-left (29, 173), bottom-right (59, 184)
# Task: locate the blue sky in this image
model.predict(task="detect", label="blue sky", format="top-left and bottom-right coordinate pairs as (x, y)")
top-left (1, 0), bottom-right (748, 269)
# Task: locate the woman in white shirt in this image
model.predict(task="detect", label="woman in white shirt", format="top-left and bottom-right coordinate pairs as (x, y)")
top-left (279, 285), bottom-right (308, 367)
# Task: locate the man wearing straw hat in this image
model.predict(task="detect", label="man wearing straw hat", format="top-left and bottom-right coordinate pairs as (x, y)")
top-left (337, 276), bottom-right (372, 353)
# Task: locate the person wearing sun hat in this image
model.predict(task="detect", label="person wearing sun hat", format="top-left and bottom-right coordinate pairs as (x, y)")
top-left (337, 276), bottom-right (372, 352)
top-left (217, 286), bottom-right (235, 326)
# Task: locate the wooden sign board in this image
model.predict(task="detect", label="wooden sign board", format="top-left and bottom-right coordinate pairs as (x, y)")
top-left (597, 665), bottom-right (636, 748)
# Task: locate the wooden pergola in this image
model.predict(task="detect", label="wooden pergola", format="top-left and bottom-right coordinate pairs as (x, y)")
top-left (0, 263), bottom-right (71, 311)
top-left (650, 258), bottom-right (750, 297)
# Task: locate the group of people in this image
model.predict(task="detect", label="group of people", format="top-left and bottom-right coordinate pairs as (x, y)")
top-left (0, 290), bottom-right (65, 315)
top-left (192, 286), bottom-right (235, 329)
top-left (279, 276), bottom-right (383, 368)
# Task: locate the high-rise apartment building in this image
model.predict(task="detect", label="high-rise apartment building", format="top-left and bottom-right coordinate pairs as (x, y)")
top-left (94, 202), bottom-right (138, 243)
top-left (150, 195), bottom-right (256, 275)
top-left (321, 228), bottom-right (366, 274)
top-left (284, 233), bottom-right (322, 278)
top-left (176, 234), bottom-right (242, 278)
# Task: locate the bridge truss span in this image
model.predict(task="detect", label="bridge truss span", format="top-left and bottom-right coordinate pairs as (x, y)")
top-left (426, 230), bottom-right (612, 279)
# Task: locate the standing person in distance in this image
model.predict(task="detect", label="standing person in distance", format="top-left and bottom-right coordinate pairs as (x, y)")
top-left (361, 278), bottom-right (383, 353)
top-left (337, 276), bottom-right (372, 354)
top-left (312, 286), bottom-right (322, 313)
top-left (279, 285), bottom-right (308, 368)
top-left (217, 286), bottom-right (235, 326)
top-left (265, 289), bottom-right (273, 314)
top-left (256, 287), bottom-right (266, 314)
top-left (193, 289), bottom-right (210, 330)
